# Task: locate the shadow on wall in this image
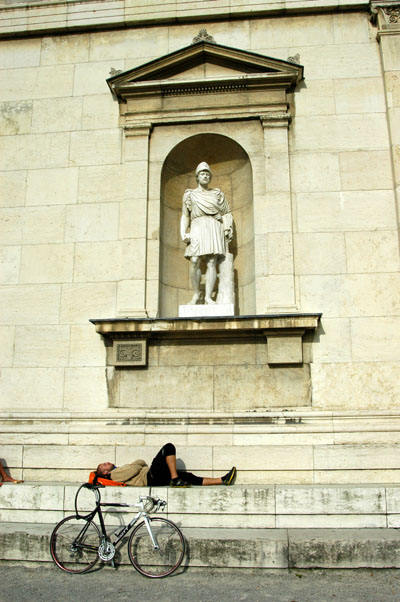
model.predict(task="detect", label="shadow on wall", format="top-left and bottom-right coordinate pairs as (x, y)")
top-left (159, 133), bottom-right (255, 317)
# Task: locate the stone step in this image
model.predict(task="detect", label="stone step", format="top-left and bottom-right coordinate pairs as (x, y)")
top-left (1, 483), bottom-right (400, 529)
top-left (2, 523), bottom-right (400, 569)
top-left (4, 413), bottom-right (400, 485)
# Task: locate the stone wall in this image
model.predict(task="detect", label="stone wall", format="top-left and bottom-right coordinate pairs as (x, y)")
top-left (0, 0), bottom-right (399, 482)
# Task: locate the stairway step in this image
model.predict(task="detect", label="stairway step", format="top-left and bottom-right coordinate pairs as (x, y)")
top-left (2, 523), bottom-right (400, 569)
top-left (1, 482), bottom-right (399, 529)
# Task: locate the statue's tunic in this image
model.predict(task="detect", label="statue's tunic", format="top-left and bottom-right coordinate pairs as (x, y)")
top-left (183, 187), bottom-right (232, 258)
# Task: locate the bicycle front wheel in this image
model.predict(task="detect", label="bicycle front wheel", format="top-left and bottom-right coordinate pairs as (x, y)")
top-left (50, 515), bottom-right (101, 574)
top-left (128, 517), bottom-right (185, 578)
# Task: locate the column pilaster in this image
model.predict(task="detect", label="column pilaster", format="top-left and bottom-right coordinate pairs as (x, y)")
top-left (259, 114), bottom-right (297, 312)
top-left (116, 123), bottom-right (152, 318)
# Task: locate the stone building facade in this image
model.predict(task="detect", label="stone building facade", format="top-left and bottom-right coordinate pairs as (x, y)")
top-left (0, 0), bottom-right (399, 485)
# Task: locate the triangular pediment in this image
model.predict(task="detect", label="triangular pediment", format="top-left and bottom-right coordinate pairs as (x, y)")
top-left (107, 41), bottom-right (304, 101)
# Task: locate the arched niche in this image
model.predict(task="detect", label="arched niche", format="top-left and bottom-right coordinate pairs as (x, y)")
top-left (159, 133), bottom-right (254, 317)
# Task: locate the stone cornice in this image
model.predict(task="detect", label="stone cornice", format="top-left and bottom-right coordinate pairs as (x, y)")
top-left (0, 0), bottom-right (370, 39)
top-left (107, 41), bottom-right (304, 103)
top-left (89, 313), bottom-right (321, 340)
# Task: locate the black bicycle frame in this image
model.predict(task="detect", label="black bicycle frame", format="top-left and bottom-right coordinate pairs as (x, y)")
top-left (74, 486), bottom-right (155, 549)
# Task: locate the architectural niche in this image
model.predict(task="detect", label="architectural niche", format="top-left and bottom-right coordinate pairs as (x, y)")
top-left (106, 37), bottom-right (304, 319)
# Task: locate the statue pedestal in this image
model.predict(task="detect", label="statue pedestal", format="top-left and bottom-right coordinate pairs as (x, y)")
top-left (178, 303), bottom-right (235, 318)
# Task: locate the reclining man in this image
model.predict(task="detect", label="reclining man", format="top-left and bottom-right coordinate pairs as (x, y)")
top-left (96, 442), bottom-right (236, 487)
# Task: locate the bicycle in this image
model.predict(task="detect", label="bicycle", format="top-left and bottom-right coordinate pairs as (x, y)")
top-left (50, 482), bottom-right (185, 578)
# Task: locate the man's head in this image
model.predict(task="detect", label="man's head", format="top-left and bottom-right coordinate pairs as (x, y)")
top-left (195, 161), bottom-right (212, 180)
top-left (96, 461), bottom-right (114, 477)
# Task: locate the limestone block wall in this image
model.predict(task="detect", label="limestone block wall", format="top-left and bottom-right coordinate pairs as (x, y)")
top-left (0, 0), bottom-right (399, 481)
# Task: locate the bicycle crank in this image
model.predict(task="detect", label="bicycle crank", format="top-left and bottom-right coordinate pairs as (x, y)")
top-left (98, 541), bottom-right (116, 561)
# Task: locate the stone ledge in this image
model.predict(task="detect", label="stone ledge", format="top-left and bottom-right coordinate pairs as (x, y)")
top-left (0, 1), bottom-right (371, 39)
top-left (1, 483), bottom-right (399, 529)
top-left (90, 313), bottom-right (321, 338)
top-left (1, 523), bottom-right (400, 569)
top-left (91, 313), bottom-right (321, 366)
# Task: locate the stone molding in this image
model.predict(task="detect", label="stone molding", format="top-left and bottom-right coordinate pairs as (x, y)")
top-left (1, 408), bottom-right (400, 428)
top-left (122, 124), bottom-right (152, 138)
top-left (90, 313), bottom-right (320, 365)
top-left (107, 41), bottom-right (303, 130)
top-left (0, 1), bottom-right (371, 39)
top-left (90, 313), bottom-right (320, 338)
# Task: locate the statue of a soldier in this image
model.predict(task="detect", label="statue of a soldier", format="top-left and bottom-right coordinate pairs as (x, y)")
top-left (180, 162), bottom-right (234, 305)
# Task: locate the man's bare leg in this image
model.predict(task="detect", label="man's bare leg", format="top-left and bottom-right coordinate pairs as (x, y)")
top-left (202, 477), bottom-right (223, 485)
top-left (0, 461), bottom-right (23, 483)
top-left (188, 256), bottom-right (202, 304)
top-left (165, 455), bottom-right (179, 480)
top-left (205, 255), bottom-right (217, 304)
top-left (166, 455), bottom-right (228, 486)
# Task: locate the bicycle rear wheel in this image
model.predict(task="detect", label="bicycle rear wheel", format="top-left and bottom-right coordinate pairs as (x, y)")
top-left (128, 517), bottom-right (185, 578)
top-left (50, 515), bottom-right (101, 574)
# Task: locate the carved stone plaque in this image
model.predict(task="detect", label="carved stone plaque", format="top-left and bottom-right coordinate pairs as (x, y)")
top-left (113, 340), bottom-right (147, 366)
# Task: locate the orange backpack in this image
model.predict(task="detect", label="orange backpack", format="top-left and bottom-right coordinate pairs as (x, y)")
top-left (88, 471), bottom-right (127, 487)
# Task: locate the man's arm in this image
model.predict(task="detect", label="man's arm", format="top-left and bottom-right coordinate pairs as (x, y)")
top-left (111, 461), bottom-right (147, 482)
top-left (181, 192), bottom-right (191, 242)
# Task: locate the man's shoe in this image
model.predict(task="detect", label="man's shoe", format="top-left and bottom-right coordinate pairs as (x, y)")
top-left (170, 478), bottom-right (191, 488)
top-left (222, 466), bottom-right (236, 486)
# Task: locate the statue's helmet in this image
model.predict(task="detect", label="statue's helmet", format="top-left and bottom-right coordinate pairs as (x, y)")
top-left (195, 161), bottom-right (212, 176)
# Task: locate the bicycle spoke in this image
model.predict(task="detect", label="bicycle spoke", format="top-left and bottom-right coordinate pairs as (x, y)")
top-left (128, 518), bottom-right (185, 578)
top-left (50, 516), bottom-right (101, 574)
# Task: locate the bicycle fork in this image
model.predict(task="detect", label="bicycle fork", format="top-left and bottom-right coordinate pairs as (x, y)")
top-left (143, 516), bottom-right (160, 550)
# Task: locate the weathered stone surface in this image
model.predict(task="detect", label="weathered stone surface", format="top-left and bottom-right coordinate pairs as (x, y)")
top-left (0, 38), bottom-right (41, 69)
top-left (31, 97), bottom-right (82, 133)
top-left (0, 65), bottom-right (74, 102)
top-left (289, 529), bottom-right (400, 568)
top-left (276, 485), bottom-right (385, 515)
top-left (0, 133), bottom-right (70, 170)
top-left (118, 366), bottom-right (214, 410)
top-left (294, 233), bottom-right (346, 274)
top-left (69, 129), bottom-right (121, 166)
top-left (68, 324), bottom-right (106, 367)
top-left (65, 203), bottom-right (119, 243)
top-left (63, 367), bottom-right (109, 411)
top-left (0, 170), bottom-right (26, 208)
top-left (300, 274), bottom-right (400, 318)
top-left (0, 100), bottom-right (32, 135)
top-left (26, 167), bottom-right (78, 206)
top-left (73, 60), bottom-right (125, 96)
top-left (0, 325), bottom-right (14, 366)
top-left (0, 368), bottom-right (64, 410)
top-left (40, 34), bottom-right (90, 65)
top-left (13, 325), bottom-right (70, 367)
top-left (0, 285), bottom-right (61, 325)
top-left (60, 282), bottom-right (116, 324)
top-left (20, 243), bottom-right (74, 284)
top-left (0, 245), bottom-right (20, 284)
top-left (311, 362), bottom-right (400, 409)
top-left (339, 150), bottom-right (393, 190)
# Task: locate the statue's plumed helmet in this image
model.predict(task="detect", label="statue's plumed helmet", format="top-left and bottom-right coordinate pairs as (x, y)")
top-left (195, 162), bottom-right (212, 176)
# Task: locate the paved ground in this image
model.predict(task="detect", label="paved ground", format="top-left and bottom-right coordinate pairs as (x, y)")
top-left (1, 565), bottom-right (400, 601)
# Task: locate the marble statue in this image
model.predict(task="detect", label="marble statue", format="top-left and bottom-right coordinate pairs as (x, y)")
top-left (180, 162), bottom-right (234, 305)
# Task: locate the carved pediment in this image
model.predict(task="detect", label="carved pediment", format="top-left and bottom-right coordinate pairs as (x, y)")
top-left (107, 40), bottom-right (304, 102)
